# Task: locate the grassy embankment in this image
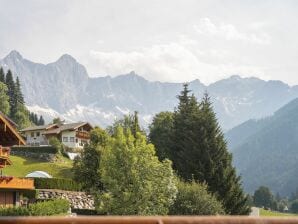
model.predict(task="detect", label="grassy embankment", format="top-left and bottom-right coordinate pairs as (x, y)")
top-left (260, 208), bottom-right (298, 217)
top-left (2, 155), bottom-right (73, 178)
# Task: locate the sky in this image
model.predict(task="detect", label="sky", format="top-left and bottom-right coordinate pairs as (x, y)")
top-left (0, 0), bottom-right (298, 85)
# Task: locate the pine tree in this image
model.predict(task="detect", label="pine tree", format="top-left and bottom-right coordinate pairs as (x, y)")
top-left (38, 115), bottom-right (45, 125)
top-left (15, 77), bottom-right (24, 104)
top-left (190, 92), bottom-right (249, 214)
top-left (131, 111), bottom-right (141, 138)
top-left (171, 84), bottom-right (200, 173)
top-left (5, 70), bottom-right (16, 118)
top-left (0, 67), bottom-right (5, 83)
top-left (0, 82), bottom-right (10, 115)
top-left (34, 113), bottom-right (38, 124)
top-left (4, 71), bottom-right (31, 129)
top-left (149, 85), bottom-right (249, 215)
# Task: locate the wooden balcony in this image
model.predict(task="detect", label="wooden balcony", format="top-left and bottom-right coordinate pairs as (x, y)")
top-left (0, 177), bottom-right (34, 190)
top-left (0, 146), bottom-right (10, 157)
top-left (76, 131), bottom-right (90, 139)
top-left (0, 146), bottom-right (11, 168)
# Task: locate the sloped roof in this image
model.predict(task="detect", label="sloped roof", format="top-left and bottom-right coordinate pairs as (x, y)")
top-left (0, 112), bottom-right (26, 146)
top-left (20, 124), bottom-right (58, 132)
top-left (0, 111), bottom-right (17, 127)
top-left (44, 122), bottom-right (92, 135)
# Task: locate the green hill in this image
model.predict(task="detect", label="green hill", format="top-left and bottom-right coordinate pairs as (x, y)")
top-left (226, 98), bottom-right (298, 196)
top-left (2, 155), bottom-right (73, 178)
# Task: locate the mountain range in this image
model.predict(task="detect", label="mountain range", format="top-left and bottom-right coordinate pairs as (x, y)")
top-left (226, 98), bottom-right (298, 196)
top-left (2, 50), bottom-right (298, 130)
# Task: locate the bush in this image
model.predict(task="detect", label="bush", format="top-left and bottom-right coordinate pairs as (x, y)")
top-left (291, 200), bottom-right (298, 213)
top-left (29, 199), bottom-right (69, 216)
top-left (0, 207), bottom-right (30, 216)
top-left (49, 137), bottom-right (63, 154)
top-left (33, 178), bottom-right (82, 191)
top-left (169, 180), bottom-right (225, 215)
top-left (0, 199), bottom-right (69, 216)
top-left (23, 189), bottom-right (39, 200)
top-left (11, 146), bottom-right (58, 154)
top-left (71, 208), bottom-right (98, 215)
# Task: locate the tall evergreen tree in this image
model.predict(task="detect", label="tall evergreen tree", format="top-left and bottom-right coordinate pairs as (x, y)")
top-left (171, 84), bottom-right (200, 172)
top-left (196, 92), bottom-right (249, 214)
top-left (5, 70), bottom-right (16, 118)
top-left (4, 71), bottom-right (30, 128)
top-left (15, 77), bottom-right (24, 104)
top-left (0, 82), bottom-right (10, 115)
top-left (38, 115), bottom-right (45, 125)
top-left (0, 67), bottom-right (5, 83)
top-left (149, 84), bottom-right (249, 215)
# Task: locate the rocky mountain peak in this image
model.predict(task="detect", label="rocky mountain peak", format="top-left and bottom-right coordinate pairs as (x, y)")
top-left (4, 50), bottom-right (23, 61)
top-left (56, 54), bottom-right (77, 64)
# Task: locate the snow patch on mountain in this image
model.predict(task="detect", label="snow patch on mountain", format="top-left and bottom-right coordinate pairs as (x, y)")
top-left (5, 50), bottom-right (298, 130)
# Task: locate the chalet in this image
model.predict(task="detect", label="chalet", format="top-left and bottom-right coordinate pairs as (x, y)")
top-left (0, 112), bottom-right (34, 207)
top-left (21, 122), bottom-right (93, 149)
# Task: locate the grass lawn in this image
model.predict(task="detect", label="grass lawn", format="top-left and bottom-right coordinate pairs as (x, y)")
top-left (260, 208), bottom-right (298, 217)
top-left (2, 155), bottom-right (73, 178)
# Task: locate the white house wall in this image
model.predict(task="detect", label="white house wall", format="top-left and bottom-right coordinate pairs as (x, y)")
top-left (61, 131), bottom-right (77, 148)
top-left (24, 130), bottom-right (48, 146)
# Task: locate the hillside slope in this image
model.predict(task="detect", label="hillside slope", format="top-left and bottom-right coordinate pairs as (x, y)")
top-left (226, 98), bottom-right (298, 195)
top-left (3, 155), bottom-right (73, 178)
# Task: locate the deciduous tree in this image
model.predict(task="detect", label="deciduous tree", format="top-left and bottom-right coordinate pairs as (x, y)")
top-left (97, 126), bottom-right (177, 215)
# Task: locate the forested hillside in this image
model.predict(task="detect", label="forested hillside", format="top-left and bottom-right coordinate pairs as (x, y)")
top-left (226, 98), bottom-right (298, 196)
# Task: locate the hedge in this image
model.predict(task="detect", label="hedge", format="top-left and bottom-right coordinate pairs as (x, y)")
top-left (23, 189), bottom-right (39, 199)
top-left (11, 146), bottom-right (58, 154)
top-left (71, 208), bottom-right (98, 215)
top-left (33, 178), bottom-right (82, 191)
top-left (0, 199), bottom-right (69, 216)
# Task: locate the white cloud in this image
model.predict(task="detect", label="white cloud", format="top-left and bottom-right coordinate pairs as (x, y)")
top-left (194, 18), bottom-right (271, 45)
top-left (90, 43), bottom-right (203, 82)
top-left (88, 41), bottom-right (266, 84)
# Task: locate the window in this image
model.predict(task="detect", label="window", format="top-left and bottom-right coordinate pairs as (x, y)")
top-left (63, 137), bottom-right (68, 142)
top-left (31, 132), bottom-right (34, 137)
top-left (70, 137), bottom-right (75, 142)
top-left (75, 138), bottom-right (78, 143)
top-left (36, 132), bottom-right (40, 137)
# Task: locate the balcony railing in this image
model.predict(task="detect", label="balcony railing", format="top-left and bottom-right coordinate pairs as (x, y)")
top-left (0, 146), bottom-right (10, 157)
top-left (76, 131), bottom-right (90, 139)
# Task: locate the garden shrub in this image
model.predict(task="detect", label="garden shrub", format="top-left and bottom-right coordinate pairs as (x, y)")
top-left (169, 180), bottom-right (225, 215)
top-left (29, 199), bottom-right (69, 216)
top-left (33, 178), bottom-right (82, 191)
top-left (0, 199), bottom-right (69, 216)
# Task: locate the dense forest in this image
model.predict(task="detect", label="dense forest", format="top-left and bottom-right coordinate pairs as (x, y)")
top-left (0, 67), bottom-right (44, 128)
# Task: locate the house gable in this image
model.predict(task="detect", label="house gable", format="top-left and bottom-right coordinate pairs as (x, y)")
top-left (0, 112), bottom-right (26, 146)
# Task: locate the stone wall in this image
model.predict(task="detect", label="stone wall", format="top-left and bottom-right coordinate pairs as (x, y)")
top-left (10, 150), bottom-right (57, 162)
top-left (38, 189), bottom-right (95, 210)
